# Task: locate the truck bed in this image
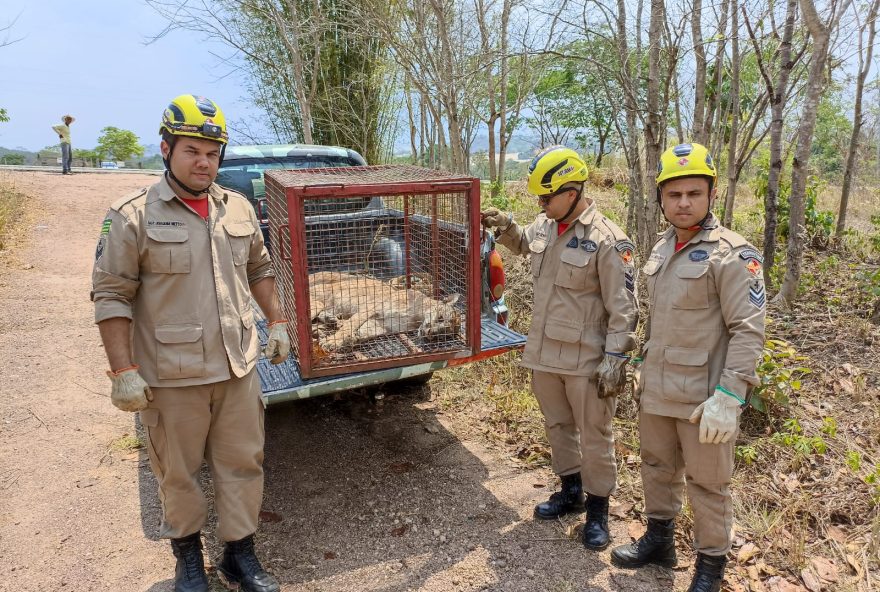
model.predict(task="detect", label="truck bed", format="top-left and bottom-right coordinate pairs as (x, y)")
top-left (255, 315), bottom-right (526, 406)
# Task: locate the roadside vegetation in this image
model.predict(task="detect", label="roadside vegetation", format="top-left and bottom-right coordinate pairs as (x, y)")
top-left (431, 168), bottom-right (880, 592)
top-left (0, 177), bottom-right (27, 252)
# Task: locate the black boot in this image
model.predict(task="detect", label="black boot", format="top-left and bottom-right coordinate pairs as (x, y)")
top-left (218, 534), bottom-right (280, 592)
top-left (170, 532), bottom-right (209, 592)
top-left (581, 494), bottom-right (611, 550)
top-left (534, 473), bottom-right (584, 520)
top-left (687, 553), bottom-right (727, 592)
top-left (610, 518), bottom-right (677, 568)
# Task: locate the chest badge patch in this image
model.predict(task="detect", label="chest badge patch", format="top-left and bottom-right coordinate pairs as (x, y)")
top-left (566, 237), bottom-right (579, 248)
top-left (689, 249), bottom-right (709, 262)
top-left (580, 239), bottom-right (598, 252)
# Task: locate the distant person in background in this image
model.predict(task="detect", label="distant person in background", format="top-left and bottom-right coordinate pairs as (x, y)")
top-left (52, 115), bottom-right (74, 174)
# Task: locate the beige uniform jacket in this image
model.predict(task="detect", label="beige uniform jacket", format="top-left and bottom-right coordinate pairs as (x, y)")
top-left (91, 176), bottom-right (275, 388)
top-left (497, 202), bottom-right (639, 375)
top-left (640, 215), bottom-right (765, 419)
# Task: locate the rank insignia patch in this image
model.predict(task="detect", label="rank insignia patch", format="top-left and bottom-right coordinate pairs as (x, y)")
top-left (100, 218), bottom-right (112, 235)
top-left (580, 239), bottom-right (598, 252)
top-left (567, 237), bottom-right (579, 248)
top-left (689, 249), bottom-right (709, 262)
top-left (95, 235), bottom-right (107, 261)
top-left (624, 268), bottom-right (635, 293)
top-left (749, 279), bottom-right (766, 308)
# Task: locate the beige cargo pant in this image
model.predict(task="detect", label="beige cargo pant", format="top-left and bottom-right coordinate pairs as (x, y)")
top-left (138, 369), bottom-right (265, 542)
top-left (639, 411), bottom-right (735, 555)
top-left (532, 370), bottom-right (617, 497)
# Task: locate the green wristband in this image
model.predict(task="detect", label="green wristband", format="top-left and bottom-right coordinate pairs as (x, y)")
top-left (716, 385), bottom-right (745, 405)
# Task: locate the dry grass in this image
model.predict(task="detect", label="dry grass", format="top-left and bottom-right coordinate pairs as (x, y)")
top-left (433, 174), bottom-right (880, 590)
top-left (0, 179), bottom-right (27, 252)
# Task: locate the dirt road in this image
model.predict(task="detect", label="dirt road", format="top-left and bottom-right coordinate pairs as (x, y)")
top-left (0, 171), bottom-right (683, 591)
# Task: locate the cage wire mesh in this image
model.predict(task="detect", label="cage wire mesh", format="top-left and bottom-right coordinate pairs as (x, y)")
top-left (266, 166), bottom-right (477, 377)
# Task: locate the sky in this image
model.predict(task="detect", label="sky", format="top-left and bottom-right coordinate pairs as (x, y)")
top-left (0, 0), bottom-right (250, 152)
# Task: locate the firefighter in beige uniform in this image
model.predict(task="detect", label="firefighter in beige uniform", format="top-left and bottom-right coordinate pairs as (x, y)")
top-left (611, 143), bottom-right (765, 592)
top-left (92, 95), bottom-right (288, 592)
top-left (482, 146), bottom-right (638, 551)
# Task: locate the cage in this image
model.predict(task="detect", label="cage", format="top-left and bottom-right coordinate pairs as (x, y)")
top-left (265, 165), bottom-right (481, 378)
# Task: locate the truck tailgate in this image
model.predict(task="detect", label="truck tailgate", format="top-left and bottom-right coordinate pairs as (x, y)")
top-left (256, 316), bottom-right (526, 406)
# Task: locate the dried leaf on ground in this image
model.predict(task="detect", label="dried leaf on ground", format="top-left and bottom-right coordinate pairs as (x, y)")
top-left (800, 568), bottom-right (821, 592)
top-left (844, 554), bottom-right (863, 577)
top-left (826, 525), bottom-right (848, 543)
top-left (627, 520), bottom-right (644, 540)
top-left (609, 502), bottom-right (633, 518)
top-left (766, 576), bottom-right (808, 592)
top-left (737, 542), bottom-right (759, 564)
top-left (757, 560), bottom-right (779, 576)
top-left (809, 557), bottom-right (839, 582)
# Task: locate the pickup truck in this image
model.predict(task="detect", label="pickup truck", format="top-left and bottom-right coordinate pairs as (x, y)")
top-left (216, 144), bottom-right (526, 405)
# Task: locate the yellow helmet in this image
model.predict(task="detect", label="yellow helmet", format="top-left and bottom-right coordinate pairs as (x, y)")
top-left (159, 94), bottom-right (228, 144)
top-left (656, 142), bottom-right (716, 186)
top-left (527, 146), bottom-right (589, 196)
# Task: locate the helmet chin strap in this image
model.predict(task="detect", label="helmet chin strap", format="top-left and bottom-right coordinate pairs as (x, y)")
top-left (162, 138), bottom-right (225, 198)
top-left (164, 168), bottom-right (210, 197)
top-left (553, 187), bottom-right (583, 222)
top-left (660, 203), bottom-right (713, 231)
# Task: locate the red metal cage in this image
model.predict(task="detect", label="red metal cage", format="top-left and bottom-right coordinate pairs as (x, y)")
top-left (265, 165), bottom-right (481, 378)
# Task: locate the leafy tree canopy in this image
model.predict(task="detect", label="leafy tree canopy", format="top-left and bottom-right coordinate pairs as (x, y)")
top-left (96, 127), bottom-right (145, 162)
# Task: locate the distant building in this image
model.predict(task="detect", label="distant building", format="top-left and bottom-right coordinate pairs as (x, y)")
top-left (37, 149), bottom-right (111, 168)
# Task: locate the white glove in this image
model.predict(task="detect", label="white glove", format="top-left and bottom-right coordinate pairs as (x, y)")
top-left (107, 366), bottom-right (153, 412)
top-left (631, 357), bottom-right (644, 402)
top-left (264, 320), bottom-right (291, 364)
top-left (594, 353), bottom-right (629, 399)
top-left (688, 386), bottom-right (744, 444)
top-left (480, 208), bottom-right (512, 231)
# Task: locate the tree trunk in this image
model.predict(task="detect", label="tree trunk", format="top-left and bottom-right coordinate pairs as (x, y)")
top-left (722, 0), bottom-right (740, 226)
top-left (691, 0), bottom-right (707, 143)
top-left (779, 0), bottom-right (850, 303)
top-left (405, 75), bottom-right (418, 163)
top-left (836, 0), bottom-right (879, 236)
top-left (616, 0), bottom-right (646, 242)
top-left (704, 0), bottom-right (729, 152)
top-left (744, 0), bottom-right (797, 286)
top-left (642, 0), bottom-right (665, 252)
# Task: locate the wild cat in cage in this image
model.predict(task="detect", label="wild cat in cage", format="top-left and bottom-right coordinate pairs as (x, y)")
top-left (309, 271), bottom-right (462, 352)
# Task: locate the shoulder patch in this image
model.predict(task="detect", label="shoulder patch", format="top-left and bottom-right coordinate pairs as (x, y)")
top-left (614, 240), bottom-right (636, 253)
top-left (749, 278), bottom-right (766, 308)
top-left (109, 187), bottom-right (147, 211)
top-left (738, 248), bottom-right (764, 264)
